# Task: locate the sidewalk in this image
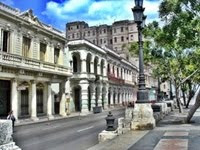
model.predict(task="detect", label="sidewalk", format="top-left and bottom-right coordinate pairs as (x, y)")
top-left (88, 108), bottom-right (200, 150)
top-left (15, 106), bottom-right (124, 126)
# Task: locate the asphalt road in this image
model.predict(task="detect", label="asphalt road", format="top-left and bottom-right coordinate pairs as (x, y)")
top-left (13, 108), bottom-right (125, 150)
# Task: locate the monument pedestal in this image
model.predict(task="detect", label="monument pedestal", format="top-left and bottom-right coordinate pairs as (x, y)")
top-left (98, 130), bottom-right (117, 143)
top-left (131, 103), bottom-right (155, 130)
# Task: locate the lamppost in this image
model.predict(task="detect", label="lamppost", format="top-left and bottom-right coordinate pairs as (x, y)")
top-left (132, 0), bottom-right (148, 103)
top-left (130, 0), bottom-right (155, 130)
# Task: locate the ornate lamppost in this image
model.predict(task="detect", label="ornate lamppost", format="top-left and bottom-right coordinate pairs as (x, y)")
top-left (129, 0), bottom-right (155, 130)
top-left (132, 0), bottom-right (148, 103)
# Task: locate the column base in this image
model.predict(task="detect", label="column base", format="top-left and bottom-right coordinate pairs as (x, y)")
top-left (48, 115), bottom-right (54, 120)
top-left (31, 117), bottom-right (39, 121)
top-left (130, 103), bottom-right (155, 130)
top-left (80, 109), bottom-right (89, 116)
top-left (60, 112), bottom-right (67, 117)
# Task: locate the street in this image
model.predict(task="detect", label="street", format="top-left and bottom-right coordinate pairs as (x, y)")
top-left (13, 109), bottom-right (124, 150)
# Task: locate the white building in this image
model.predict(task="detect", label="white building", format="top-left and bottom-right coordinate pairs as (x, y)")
top-left (0, 2), bottom-right (72, 120)
top-left (68, 40), bottom-right (138, 115)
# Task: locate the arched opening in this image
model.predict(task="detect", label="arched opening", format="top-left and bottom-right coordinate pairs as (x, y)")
top-left (121, 68), bottom-right (123, 78)
top-left (72, 53), bottom-right (81, 73)
top-left (113, 91), bottom-right (116, 105)
top-left (102, 87), bottom-right (106, 109)
top-left (107, 64), bottom-right (110, 74)
top-left (118, 93), bottom-right (120, 104)
top-left (73, 86), bottom-right (81, 112)
top-left (94, 56), bottom-right (99, 75)
top-left (117, 67), bottom-right (119, 77)
top-left (36, 83), bottom-right (44, 114)
top-left (108, 88), bottom-right (111, 106)
top-left (20, 81), bottom-right (30, 117)
top-left (95, 87), bottom-right (98, 106)
top-left (88, 86), bottom-right (91, 111)
top-left (86, 53), bottom-right (92, 73)
top-left (113, 65), bottom-right (115, 75)
top-left (101, 59), bottom-right (104, 75)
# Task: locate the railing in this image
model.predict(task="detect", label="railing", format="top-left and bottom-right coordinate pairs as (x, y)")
top-left (108, 73), bottom-right (124, 84)
top-left (0, 51), bottom-right (71, 76)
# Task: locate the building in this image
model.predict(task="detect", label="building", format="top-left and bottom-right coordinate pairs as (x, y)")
top-left (68, 39), bottom-right (138, 114)
top-left (0, 2), bottom-right (72, 120)
top-left (66, 20), bottom-right (138, 60)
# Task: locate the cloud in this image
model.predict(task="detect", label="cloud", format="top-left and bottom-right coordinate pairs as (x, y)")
top-left (0, 0), bottom-right (14, 5)
top-left (42, 0), bottom-right (161, 30)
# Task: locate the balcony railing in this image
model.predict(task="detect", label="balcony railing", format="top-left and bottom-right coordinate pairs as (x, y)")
top-left (108, 73), bottom-right (124, 84)
top-left (0, 51), bottom-right (71, 76)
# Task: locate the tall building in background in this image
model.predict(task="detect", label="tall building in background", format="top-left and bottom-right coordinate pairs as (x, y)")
top-left (66, 20), bottom-right (138, 60)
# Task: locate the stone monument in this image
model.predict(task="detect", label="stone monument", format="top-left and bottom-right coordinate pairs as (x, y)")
top-left (0, 120), bottom-right (21, 150)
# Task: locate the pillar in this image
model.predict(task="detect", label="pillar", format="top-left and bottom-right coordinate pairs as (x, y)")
top-left (80, 80), bottom-right (89, 115)
top-left (59, 81), bottom-right (66, 116)
top-left (103, 84), bottom-right (109, 109)
top-left (47, 82), bottom-right (54, 119)
top-left (81, 52), bottom-right (87, 73)
top-left (97, 62), bottom-right (101, 75)
top-left (110, 89), bottom-right (113, 105)
top-left (31, 80), bottom-right (38, 120)
top-left (11, 79), bottom-right (18, 120)
top-left (103, 61), bottom-right (107, 77)
top-left (91, 83), bottom-right (96, 109)
top-left (97, 83), bottom-right (102, 107)
top-left (90, 56), bottom-right (94, 74)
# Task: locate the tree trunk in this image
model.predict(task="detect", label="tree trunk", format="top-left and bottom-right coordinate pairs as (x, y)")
top-left (169, 80), bottom-right (173, 100)
top-left (181, 86), bottom-right (186, 106)
top-left (175, 80), bottom-right (183, 113)
top-left (186, 81), bottom-right (194, 108)
top-left (186, 87), bottom-right (200, 123)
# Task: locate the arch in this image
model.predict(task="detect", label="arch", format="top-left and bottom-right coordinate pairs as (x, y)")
top-left (108, 88), bottom-right (111, 106)
top-left (20, 81), bottom-right (30, 116)
top-left (101, 59), bottom-right (105, 75)
top-left (72, 52), bottom-right (81, 73)
top-left (107, 64), bottom-right (110, 74)
top-left (86, 53), bottom-right (92, 73)
top-left (117, 67), bottom-right (119, 77)
top-left (73, 86), bottom-right (81, 112)
top-left (94, 56), bottom-right (99, 75)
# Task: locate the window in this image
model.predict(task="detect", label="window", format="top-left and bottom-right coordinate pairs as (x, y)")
top-left (93, 40), bottom-right (95, 44)
top-left (110, 39), bottom-right (112, 44)
top-left (93, 30), bottom-right (95, 36)
top-left (127, 37), bottom-right (129, 40)
top-left (99, 30), bottom-right (102, 34)
top-left (76, 33), bottom-right (79, 38)
top-left (121, 27), bottom-right (123, 32)
top-left (68, 27), bottom-right (70, 30)
top-left (88, 31), bottom-right (90, 36)
top-left (100, 39), bottom-right (102, 44)
top-left (114, 37), bottom-right (117, 43)
top-left (68, 36), bottom-right (70, 39)
top-left (121, 36), bottom-right (124, 42)
top-left (104, 40), bottom-right (106, 43)
top-left (22, 37), bottom-right (31, 57)
top-left (40, 43), bottom-right (46, 61)
top-left (72, 33), bottom-right (74, 38)
top-left (114, 28), bottom-right (116, 33)
top-left (77, 25), bottom-right (79, 29)
top-left (54, 48), bottom-right (60, 64)
top-left (126, 27), bottom-right (128, 30)
top-left (104, 29), bottom-right (106, 33)
top-left (1, 30), bottom-right (10, 52)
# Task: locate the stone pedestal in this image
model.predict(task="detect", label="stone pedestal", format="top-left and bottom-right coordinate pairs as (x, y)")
top-left (131, 103), bottom-right (155, 130)
top-left (98, 130), bottom-right (117, 143)
top-left (0, 120), bottom-right (21, 150)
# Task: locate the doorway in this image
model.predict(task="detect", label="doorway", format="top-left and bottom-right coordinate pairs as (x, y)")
top-left (0, 80), bottom-right (10, 117)
top-left (21, 89), bottom-right (29, 116)
top-left (74, 87), bottom-right (81, 112)
top-left (37, 88), bottom-right (43, 114)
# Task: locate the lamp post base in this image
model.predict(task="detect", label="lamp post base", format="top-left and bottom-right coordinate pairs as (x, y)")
top-left (131, 103), bottom-right (155, 130)
top-left (137, 89), bottom-right (149, 103)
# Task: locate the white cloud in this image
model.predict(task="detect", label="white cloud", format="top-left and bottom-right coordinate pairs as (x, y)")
top-left (43, 0), bottom-right (161, 30)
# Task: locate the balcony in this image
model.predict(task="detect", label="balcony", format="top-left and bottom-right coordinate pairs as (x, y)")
top-left (108, 73), bottom-right (124, 84)
top-left (0, 52), bottom-right (72, 76)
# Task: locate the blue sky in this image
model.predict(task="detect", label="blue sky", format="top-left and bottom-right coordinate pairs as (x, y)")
top-left (0, 0), bottom-right (161, 31)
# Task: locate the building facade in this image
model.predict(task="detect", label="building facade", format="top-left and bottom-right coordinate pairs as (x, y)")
top-left (68, 40), bottom-right (138, 115)
top-left (66, 20), bottom-right (138, 60)
top-left (0, 2), bottom-right (72, 120)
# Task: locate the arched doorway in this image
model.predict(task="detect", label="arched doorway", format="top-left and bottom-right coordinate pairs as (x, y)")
top-left (94, 56), bottom-right (99, 75)
top-left (108, 89), bottom-right (111, 106)
top-left (86, 53), bottom-right (92, 73)
top-left (88, 86), bottom-right (91, 111)
top-left (118, 93), bottom-right (120, 104)
top-left (101, 59), bottom-right (105, 75)
top-left (20, 82), bottom-right (29, 117)
top-left (113, 92), bottom-right (116, 105)
top-left (36, 83), bottom-right (44, 114)
top-left (74, 86), bottom-right (81, 112)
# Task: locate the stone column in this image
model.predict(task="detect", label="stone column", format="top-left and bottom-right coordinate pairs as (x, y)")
top-left (11, 79), bottom-right (18, 120)
top-left (103, 61), bottom-right (107, 77)
top-left (80, 52), bottom-right (87, 73)
top-left (31, 80), bottom-right (38, 120)
top-left (90, 57), bottom-right (94, 74)
top-left (91, 83), bottom-right (96, 109)
top-left (59, 81), bottom-right (66, 116)
top-left (97, 83), bottom-right (102, 107)
top-left (47, 82), bottom-right (54, 119)
top-left (80, 80), bottom-right (89, 115)
top-left (110, 89), bottom-right (114, 106)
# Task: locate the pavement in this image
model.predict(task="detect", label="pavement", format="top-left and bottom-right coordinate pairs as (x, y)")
top-left (88, 107), bottom-right (200, 150)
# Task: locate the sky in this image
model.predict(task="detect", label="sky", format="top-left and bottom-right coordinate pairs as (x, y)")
top-left (0, 0), bottom-right (161, 31)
